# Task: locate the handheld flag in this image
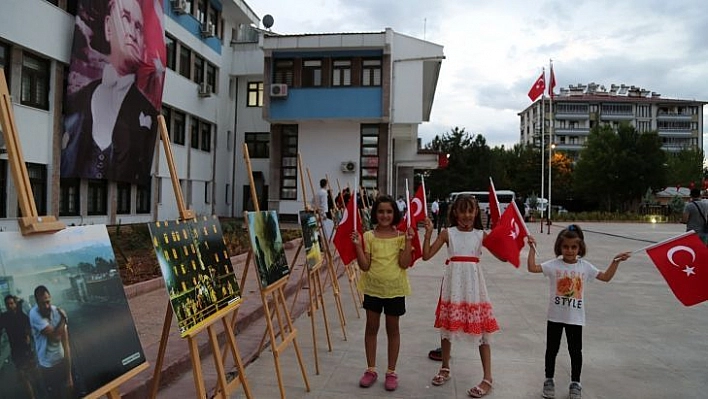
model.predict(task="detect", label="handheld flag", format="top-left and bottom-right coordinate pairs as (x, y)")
top-left (645, 231), bottom-right (708, 306)
top-left (333, 186), bottom-right (363, 265)
top-left (397, 184), bottom-right (426, 265)
top-left (488, 177), bottom-right (501, 229)
top-left (409, 184), bottom-right (427, 226)
top-left (482, 202), bottom-right (529, 267)
top-left (528, 71), bottom-right (545, 101)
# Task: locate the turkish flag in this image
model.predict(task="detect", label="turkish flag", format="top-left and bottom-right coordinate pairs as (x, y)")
top-left (528, 72), bottom-right (545, 101)
top-left (333, 189), bottom-right (363, 265)
top-left (397, 185), bottom-right (425, 265)
top-left (548, 65), bottom-right (556, 99)
top-left (488, 177), bottom-right (501, 229)
top-left (645, 231), bottom-right (708, 306)
top-left (482, 202), bottom-right (529, 267)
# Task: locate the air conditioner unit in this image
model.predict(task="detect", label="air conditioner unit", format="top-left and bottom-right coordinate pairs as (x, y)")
top-left (270, 83), bottom-right (288, 97)
top-left (201, 21), bottom-right (215, 38)
top-left (341, 161), bottom-right (357, 173)
top-left (171, 0), bottom-right (188, 14)
top-left (198, 82), bottom-right (212, 97)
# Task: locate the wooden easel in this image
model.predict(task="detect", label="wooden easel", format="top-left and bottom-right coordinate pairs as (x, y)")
top-left (242, 144), bottom-right (310, 398)
top-left (149, 116), bottom-right (252, 399)
top-left (306, 168), bottom-right (350, 336)
top-left (0, 68), bottom-right (149, 398)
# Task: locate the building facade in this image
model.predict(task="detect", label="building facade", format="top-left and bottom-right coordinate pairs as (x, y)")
top-left (519, 82), bottom-right (706, 154)
top-left (0, 0), bottom-right (444, 231)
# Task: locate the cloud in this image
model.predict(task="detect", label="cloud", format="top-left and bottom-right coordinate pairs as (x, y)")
top-left (252, 0), bottom-right (708, 150)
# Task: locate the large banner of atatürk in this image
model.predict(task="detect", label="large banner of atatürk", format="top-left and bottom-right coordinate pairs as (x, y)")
top-left (61, 0), bottom-right (166, 185)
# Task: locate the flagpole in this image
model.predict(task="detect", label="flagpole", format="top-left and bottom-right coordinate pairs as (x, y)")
top-left (540, 67), bottom-right (545, 233)
top-left (616, 231), bottom-right (698, 261)
top-left (353, 177), bottom-right (358, 231)
top-left (421, 175), bottom-right (428, 218)
top-left (547, 60), bottom-right (554, 235)
top-left (405, 179), bottom-right (412, 229)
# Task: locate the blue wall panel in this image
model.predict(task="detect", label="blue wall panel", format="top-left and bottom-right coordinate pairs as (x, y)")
top-left (270, 87), bottom-right (383, 120)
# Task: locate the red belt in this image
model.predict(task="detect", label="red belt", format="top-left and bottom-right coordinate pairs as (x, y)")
top-left (445, 256), bottom-right (480, 265)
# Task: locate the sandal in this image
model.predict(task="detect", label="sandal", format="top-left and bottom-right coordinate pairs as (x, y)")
top-left (468, 379), bottom-right (493, 398)
top-left (431, 367), bottom-right (451, 386)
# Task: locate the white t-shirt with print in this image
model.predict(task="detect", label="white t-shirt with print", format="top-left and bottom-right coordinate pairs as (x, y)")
top-left (541, 258), bottom-right (600, 326)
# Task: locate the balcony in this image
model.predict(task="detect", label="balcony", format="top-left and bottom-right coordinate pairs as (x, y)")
top-left (656, 111), bottom-right (693, 121)
top-left (554, 127), bottom-right (590, 135)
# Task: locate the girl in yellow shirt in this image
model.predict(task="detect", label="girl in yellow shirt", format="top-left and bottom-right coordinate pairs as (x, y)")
top-left (352, 195), bottom-right (414, 391)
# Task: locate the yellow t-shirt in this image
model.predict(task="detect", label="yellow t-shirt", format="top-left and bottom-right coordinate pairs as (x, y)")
top-left (357, 230), bottom-right (411, 298)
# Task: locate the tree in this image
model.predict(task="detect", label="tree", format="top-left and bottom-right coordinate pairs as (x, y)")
top-left (664, 147), bottom-right (705, 188)
top-left (573, 124), bottom-right (666, 211)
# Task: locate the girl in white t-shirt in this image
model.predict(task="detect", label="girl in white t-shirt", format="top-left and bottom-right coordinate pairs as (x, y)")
top-left (527, 225), bottom-right (630, 399)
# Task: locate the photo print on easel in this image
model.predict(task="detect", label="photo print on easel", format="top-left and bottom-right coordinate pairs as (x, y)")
top-left (0, 225), bottom-right (145, 398)
top-left (148, 215), bottom-right (241, 337)
top-left (246, 211), bottom-right (291, 288)
top-left (299, 211), bottom-right (322, 270)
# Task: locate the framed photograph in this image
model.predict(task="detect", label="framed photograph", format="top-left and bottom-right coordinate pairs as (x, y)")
top-left (299, 211), bottom-right (322, 270)
top-left (148, 216), bottom-right (241, 337)
top-left (0, 225), bottom-right (145, 398)
top-left (245, 211), bottom-right (291, 288)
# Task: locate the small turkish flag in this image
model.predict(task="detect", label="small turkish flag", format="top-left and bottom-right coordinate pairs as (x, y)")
top-left (645, 231), bottom-right (708, 306)
top-left (333, 189), bottom-right (364, 265)
top-left (483, 202), bottom-right (529, 267)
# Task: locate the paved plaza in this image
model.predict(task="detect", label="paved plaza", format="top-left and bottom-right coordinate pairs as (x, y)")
top-left (128, 222), bottom-right (707, 399)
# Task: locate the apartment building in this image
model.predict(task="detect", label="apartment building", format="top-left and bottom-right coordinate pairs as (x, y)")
top-left (519, 82), bottom-right (706, 154)
top-left (0, 0), bottom-right (444, 230)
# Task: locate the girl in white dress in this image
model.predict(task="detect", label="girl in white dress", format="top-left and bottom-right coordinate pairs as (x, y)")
top-left (422, 194), bottom-right (499, 398)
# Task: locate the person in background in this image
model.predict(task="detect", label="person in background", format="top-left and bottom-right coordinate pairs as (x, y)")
top-left (431, 198), bottom-right (440, 229)
top-left (682, 188), bottom-right (708, 245)
top-left (1, 295), bottom-right (38, 398)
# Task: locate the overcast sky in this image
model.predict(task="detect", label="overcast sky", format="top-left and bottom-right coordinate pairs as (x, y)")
top-left (250, 0), bottom-right (708, 150)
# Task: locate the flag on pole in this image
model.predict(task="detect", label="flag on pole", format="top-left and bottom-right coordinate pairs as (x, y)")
top-left (527, 71), bottom-right (545, 101)
top-left (645, 231), bottom-right (708, 306)
top-left (482, 202), bottom-right (529, 267)
top-left (333, 186), bottom-right (363, 265)
top-left (397, 184), bottom-right (426, 265)
top-left (548, 64), bottom-right (556, 99)
top-left (488, 177), bottom-right (501, 229)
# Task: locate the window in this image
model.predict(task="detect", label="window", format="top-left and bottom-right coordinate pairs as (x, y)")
top-left (360, 125), bottom-right (379, 189)
top-left (302, 59), bottom-right (322, 87)
top-left (179, 47), bottom-right (191, 79)
top-left (332, 59), bottom-right (351, 86)
top-left (166, 35), bottom-right (176, 70)
top-left (59, 178), bottom-right (80, 216)
top-left (204, 181), bottom-right (211, 204)
top-left (245, 132), bottom-right (269, 158)
top-left (0, 41), bottom-right (10, 88)
top-left (116, 182), bottom-right (131, 214)
top-left (87, 179), bottom-right (107, 215)
top-left (0, 160), bottom-right (6, 218)
top-left (191, 118), bottom-right (199, 149)
top-left (206, 63), bottom-right (216, 93)
top-left (161, 106), bottom-right (171, 141)
top-left (193, 55), bottom-right (204, 84)
top-left (21, 53), bottom-right (50, 109)
top-left (27, 163), bottom-right (47, 215)
top-left (247, 82), bottom-right (263, 107)
top-left (280, 125), bottom-right (298, 200)
top-left (362, 59), bottom-right (382, 87)
top-left (274, 59), bottom-right (294, 86)
top-left (173, 110), bottom-right (186, 145)
top-left (200, 122), bottom-right (211, 152)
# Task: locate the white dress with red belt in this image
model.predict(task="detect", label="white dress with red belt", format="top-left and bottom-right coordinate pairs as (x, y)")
top-left (435, 227), bottom-right (499, 344)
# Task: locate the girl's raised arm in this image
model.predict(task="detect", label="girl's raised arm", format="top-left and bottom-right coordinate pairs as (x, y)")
top-left (422, 217), bottom-right (447, 260)
top-left (526, 236), bottom-right (543, 273)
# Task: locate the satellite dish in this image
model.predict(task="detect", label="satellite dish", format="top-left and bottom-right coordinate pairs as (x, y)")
top-left (262, 14), bottom-right (274, 29)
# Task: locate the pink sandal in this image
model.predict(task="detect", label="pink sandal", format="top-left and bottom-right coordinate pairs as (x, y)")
top-left (468, 379), bottom-right (493, 398)
top-left (431, 367), bottom-right (451, 386)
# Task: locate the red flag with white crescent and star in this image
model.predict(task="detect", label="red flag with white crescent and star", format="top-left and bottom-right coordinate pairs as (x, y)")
top-left (397, 185), bottom-right (425, 265)
top-left (482, 202), bottom-right (529, 268)
top-left (527, 71), bottom-right (546, 101)
top-left (645, 231), bottom-right (708, 306)
top-left (333, 190), bottom-right (364, 265)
